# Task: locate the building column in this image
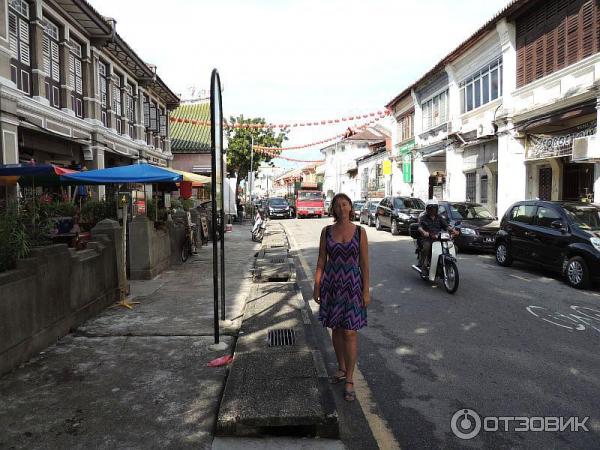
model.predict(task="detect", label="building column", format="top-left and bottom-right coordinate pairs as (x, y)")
top-left (497, 119), bottom-right (526, 217)
top-left (29, 2), bottom-right (47, 103)
top-left (412, 153), bottom-right (430, 200)
top-left (107, 66), bottom-right (116, 132)
top-left (482, 165), bottom-right (496, 216)
top-left (90, 146), bottom-right (105, 200)
top-left (83, 49), bottom-right (100, 123)
top-left (549, 158), bottom-right (563, 201)
top-left (135, 87), bottom-right (146, 143)
top-left (446, 145), bottom-right (466, 201)
top-left (445, 64), bottom-right (461, 132)
top-left (595, 97), bottom-right (600, 203)
top-left (59, 26), bottom-right (73, 115)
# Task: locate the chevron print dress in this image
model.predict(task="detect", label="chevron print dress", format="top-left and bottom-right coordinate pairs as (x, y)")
top-left (318, 225), bottom-right (367, 330)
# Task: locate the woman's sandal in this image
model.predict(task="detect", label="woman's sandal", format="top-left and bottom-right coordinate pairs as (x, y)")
top-left (329, 369), bottom-right (346, 384)
top-left (343, 381), bottom-right (356, 402)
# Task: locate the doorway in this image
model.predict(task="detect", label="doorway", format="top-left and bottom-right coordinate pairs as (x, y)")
top-left (563, 163), bottom-right (594, 201)
top-left (538, 167), bottom-right (552, 201)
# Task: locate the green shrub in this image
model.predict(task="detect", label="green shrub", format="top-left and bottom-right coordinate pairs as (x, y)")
top-left (80, 200), bottom-right (117, 226)
top-left (182, 198), bottom-right (195, 211)
top-left (0, 203), bottom-right (30, 272)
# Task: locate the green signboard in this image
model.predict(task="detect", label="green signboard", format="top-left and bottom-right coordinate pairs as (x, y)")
top-left (397, 140), bottom-right (415, 183)
top-left (402, 153), bottom-right (412, 183)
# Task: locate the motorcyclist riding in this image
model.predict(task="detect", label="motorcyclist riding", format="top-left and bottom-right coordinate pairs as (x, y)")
top-left (417, 199), bottom-right (459, 269)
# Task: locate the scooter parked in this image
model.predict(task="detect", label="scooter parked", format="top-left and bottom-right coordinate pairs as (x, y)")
top-left (409, 223), bottom-right (460, 294)
top-left (251, 210), bottom-right (267, 242)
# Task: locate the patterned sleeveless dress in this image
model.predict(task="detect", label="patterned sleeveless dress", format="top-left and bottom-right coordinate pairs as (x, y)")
top-left (318, 225), bottom-right (367, 330)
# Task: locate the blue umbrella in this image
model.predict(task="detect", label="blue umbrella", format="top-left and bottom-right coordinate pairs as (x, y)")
top-left (60, 163), bottom-right (182, 184)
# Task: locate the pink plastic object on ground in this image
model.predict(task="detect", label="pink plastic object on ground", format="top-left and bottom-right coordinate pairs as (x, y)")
top-left (207, 354), bottom-right (233, 367)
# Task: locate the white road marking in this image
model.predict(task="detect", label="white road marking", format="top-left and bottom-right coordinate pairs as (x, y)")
top-left (510, 274), bottom-right (531, 281)
top-left (283, 223), bottom-right (401, 450)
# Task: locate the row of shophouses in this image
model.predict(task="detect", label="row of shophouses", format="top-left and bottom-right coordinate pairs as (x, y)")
top-left (319, 0), bottom-right (600, 217)
top-left (0, 0), bottom-right (196, 201)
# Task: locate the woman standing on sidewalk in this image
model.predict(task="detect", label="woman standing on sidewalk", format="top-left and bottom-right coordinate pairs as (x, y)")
top-left (313, 193), bottom-right (370, 402)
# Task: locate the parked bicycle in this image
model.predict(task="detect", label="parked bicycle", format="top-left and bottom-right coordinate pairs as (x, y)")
top-left (181, 211), bottom-right (198, 262)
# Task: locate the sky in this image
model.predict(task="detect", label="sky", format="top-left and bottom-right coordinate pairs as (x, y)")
top-left (88, 0), bottom-right (512, 168)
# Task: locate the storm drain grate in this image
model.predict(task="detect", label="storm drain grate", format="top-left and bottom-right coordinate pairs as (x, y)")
top-left (270, 257), bottom-right (286, 264)
top-left (267, 328), bottom-right (296, 347)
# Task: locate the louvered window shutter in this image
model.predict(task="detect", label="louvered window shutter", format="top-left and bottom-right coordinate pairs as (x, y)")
top-left (159, 113), bottom-right (166, 137)
top-left (8, 13), bottom-right (18, 58)
top-left (42, 35), bottom-right (50, 75)
top-left (149, 102), bottom-right (157, 131)
top-left (143, 97), bottom-right (150, 128)
top-left (51, 41), bottom-right (59, 81)
top-left (19, 18), bottom-right (30, 66)
top-left (581, 1), bottom-right (595, 58)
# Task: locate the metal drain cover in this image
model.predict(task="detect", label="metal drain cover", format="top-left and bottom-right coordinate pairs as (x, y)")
top-left (267, 328), bottom-right (296, 347)
top-left (270, 257), bottom-right (286, 264)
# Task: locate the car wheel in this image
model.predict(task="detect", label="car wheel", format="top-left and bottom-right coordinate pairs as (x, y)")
top-left (495, 242), bottom-right (513, 267)
top-left (391, 220), bottom-right (400, 235)
top-left (376, 216), bottom-right (382, 230)
top-left (565, 256), bottom-right (590, 289)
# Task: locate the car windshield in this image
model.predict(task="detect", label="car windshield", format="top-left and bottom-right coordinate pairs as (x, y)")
top-left (369, 201), bottom-right (380, 211)
top-left (394, 198), bottom-right (425, 209)
top-left (563, 205), bottom-right (600, 231)
top-left (450, 204), bottom-right (494, 219)
top-left (298, 191), bottom-right (322, 201)
top-left (269, 198), bottom-right (287, 206)
top-left (354, 201), bottom-right (365, 210)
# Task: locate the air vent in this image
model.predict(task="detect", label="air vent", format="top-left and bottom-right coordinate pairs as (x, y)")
top-left (267, 328), bottom-right (296, 347)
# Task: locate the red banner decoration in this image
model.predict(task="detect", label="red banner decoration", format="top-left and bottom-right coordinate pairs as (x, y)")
top-left (169, 108), bottom-right (391, 129)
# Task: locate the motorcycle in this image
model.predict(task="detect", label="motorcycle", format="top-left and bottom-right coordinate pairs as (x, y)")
top-left (409, 223), bottom-right (460, 294)
top-left (251, 210), bottom-right (267, 242)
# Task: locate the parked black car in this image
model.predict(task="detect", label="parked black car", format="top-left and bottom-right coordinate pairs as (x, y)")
top-left (495, 201), bottom-right (600, 289)
top-left (359, 200), bottom-right (380, 227)
top-left (267, 197), bottom-right (292, 219)
top-left (375, 196), bottom-right (425, 235)
top-left (352, 201), bottom-right (365, 221)
top-left (438, 201), bottom-right (499, 252)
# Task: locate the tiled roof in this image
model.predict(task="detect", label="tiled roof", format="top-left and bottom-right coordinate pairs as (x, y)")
top-left (170, 101), bottom-right (211, 153)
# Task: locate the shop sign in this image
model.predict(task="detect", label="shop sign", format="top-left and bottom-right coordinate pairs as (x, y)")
top-left (382, 160), bottom-right (392, 175)
top-left (526, 121), bottom-right (596, 160)
top-left (402, 153), bottom-right (412, 183)
top-left (396, 139), bottom-right (415, 157)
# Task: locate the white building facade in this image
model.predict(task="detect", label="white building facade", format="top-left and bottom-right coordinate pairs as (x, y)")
top-left (388, 0), bottom-right (600, 217)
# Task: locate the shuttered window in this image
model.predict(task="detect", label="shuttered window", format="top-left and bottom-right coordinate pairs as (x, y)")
top-left (43, 18), bottom-right (61, 109)
top-left (421, 90), bottom-right (448, 131)
top-left (126, 83), bottom-right (136, 138)
top-left (98, 61), bottom-right (109, 127)
top-left (113, 74), bottom-right (123, 134)
top-left (465, 172), bottom-right (476, 202)
top-left (516, 0), bottom-right (600, 88)
top-left (8, 0), bottom-right (31, 95)
top-left (69, 40), bottom-right (84, 118)
top-left (460, 58), bottom-right (503, 113)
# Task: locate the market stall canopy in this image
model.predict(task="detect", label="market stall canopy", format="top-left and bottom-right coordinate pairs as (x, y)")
top-left (60, 163), bottom-right (181, 184)
top-left (167, 168), bottom-right (210, 184)
top-left (0, 163), bottom-right (77, 186)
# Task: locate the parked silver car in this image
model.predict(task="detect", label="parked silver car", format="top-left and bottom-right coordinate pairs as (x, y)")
top-left (359, 200), bottom-right (380, 227)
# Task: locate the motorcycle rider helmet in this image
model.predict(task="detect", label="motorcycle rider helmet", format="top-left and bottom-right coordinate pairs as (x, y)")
top-left (425, 198), bottom-right (439, 214)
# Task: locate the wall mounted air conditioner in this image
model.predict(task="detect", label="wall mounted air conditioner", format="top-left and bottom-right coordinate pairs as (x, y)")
top-left (476, 122), bottom-right (497, 139)
top-left (572, 135), bottom-right (600, 162)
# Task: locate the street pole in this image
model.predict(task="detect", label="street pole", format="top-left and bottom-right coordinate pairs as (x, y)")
top-left (249, 135), bottom-right (254, 219)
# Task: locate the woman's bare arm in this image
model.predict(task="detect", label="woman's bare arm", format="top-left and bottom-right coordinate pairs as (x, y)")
top-left (313, 227), bottom-right (328, 303)
top-left (359, 226), bottom-right (370, 307)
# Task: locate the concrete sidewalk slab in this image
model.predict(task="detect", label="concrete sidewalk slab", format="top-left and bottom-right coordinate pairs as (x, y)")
top-left (212, 436), bottom-right (346, 450)
top-left (0, 335), bottom-right (233, 450)
top-left (0, 224), bottom-right (258, 450)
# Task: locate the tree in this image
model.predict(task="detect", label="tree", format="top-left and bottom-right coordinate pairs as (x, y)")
top-left (225, 115), bottom-right (288, 196)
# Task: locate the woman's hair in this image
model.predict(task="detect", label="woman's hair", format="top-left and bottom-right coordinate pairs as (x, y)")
top-left (330, 193), bottom-right (354, 222)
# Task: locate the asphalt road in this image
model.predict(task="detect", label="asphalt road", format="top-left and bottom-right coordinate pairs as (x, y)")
top-left (281, 216), bottom-right (600, 450)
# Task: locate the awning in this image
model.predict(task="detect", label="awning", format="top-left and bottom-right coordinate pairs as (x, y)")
top-left (167, 168), bottom-right (210, 184)
top-left (61, 163), bottom-right (181, 184)
top-left (0, 163), bottom-right (77, 186)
